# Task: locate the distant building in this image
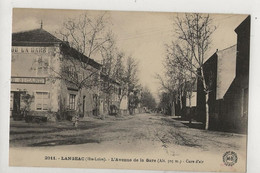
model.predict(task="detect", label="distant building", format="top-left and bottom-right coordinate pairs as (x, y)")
top-left (10, 27), bottom-right (102, 120)
top-left (184, 79), bottom-right (197, 120)
top-left (172, 79), bottom-right (197, 120)
top-left (100, 72), bottom-right (126, 115)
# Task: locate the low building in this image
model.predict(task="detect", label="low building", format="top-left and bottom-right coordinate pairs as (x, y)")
top-left (10, 27), bottom-right (102, 120)
top-left (196, 45), bottom-right (237, 129)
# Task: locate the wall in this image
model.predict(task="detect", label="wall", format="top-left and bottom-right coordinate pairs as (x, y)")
top-left (58, 53), bottom-right (101, 118)
top-left (11, 46), bottom-right (61, 116)
top-left (221, 16), bottom-right (250, 133)
top-left (216, 45), bottom-right (237, 100)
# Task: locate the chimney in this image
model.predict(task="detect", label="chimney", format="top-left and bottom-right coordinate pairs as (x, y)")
top-left (40, 20), bottom-right (43, 29)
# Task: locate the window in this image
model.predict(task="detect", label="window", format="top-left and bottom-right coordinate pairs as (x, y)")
top-left (35, 92), bottom-right (49, 111)
top-left (37, 56), bottom-right (49, 75)
top-left (69, 94), bottom-right (76, 110)
top-left (68, 66), bottom-right (78, 80)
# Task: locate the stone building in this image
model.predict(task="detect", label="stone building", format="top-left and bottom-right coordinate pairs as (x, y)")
top-left (10, 27), bottom-right (102, 120)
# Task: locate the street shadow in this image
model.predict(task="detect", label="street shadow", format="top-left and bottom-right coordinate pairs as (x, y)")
top-left (10, 121), bottom-right (111, 135)
top-left (182, 122), bottom-right (204, 130)
top-left (30, 138), bottom-right (100, 147)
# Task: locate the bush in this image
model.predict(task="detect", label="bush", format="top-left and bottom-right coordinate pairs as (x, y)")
top-left (65, 110), bottom-right (77, 121)
top-left (25, 115), bottom-right (47, 123)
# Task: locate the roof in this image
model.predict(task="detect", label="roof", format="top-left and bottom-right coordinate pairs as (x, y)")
top-left (12, 28), bottom-right (102, 69)
top-left (100, 73), bottom-right (120, 85)
top-left (60, 43), bottom-right (102, 70)
top-left (12, 28), bottom-right (62, 46)
top-left (235, 15), bottom-right (250, 34)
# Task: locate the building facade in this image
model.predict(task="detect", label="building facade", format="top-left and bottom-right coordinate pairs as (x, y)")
top-left (196, 16), bottom-right (250, 133)
top-left (196, 45), bottom-right (237, 129)
top-left (221, 16), bottom-right (250, 133)
top-left (10, 28), bottom-right (102, 120)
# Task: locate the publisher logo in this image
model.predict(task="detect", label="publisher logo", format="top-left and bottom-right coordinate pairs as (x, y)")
top-left (223, 151), bottom-right (238, 166)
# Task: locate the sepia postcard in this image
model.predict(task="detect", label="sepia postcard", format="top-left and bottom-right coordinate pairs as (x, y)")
top-left (9, 8), bottom-right (250, 172)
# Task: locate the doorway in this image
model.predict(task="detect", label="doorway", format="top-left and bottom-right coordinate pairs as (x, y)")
top-left (12, 92), bottom-right (21, 120)
top-left (82, 96), bottom-right (86, 117)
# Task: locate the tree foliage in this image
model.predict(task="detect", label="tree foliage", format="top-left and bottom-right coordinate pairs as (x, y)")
top-left (57, 12), bottom-right (112, 57)
top-left (140, 87), bottom-right (157, 110)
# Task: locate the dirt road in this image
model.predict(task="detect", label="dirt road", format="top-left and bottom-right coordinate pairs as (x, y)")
top-left (10, 113), bottom-right (247, 157)
top-left (9, 113), bottom-right (248, 171)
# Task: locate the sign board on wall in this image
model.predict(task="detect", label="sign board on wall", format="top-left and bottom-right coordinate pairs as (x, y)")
top-left (11, 46), bottom-right (53, 54)
top-left (11, 77), bottom-right (46, 84)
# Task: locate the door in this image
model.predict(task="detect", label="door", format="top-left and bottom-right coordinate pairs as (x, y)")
top-left (82, 96), bottom-right (86, 117)
top-left (13, 92), bottom-right (21, 119)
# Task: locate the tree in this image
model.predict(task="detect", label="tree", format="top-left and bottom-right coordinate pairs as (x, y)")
top-left (164, 41), bottom-right (195, 122)
top-left (98, 36), bottom-right (140, 116)
top-left (114, 52), bottom-right (128, 104)
top-left (158, 92), bottom-right (174, 115)
top-left (156, 73), bottom-right (177, 116)
top-left (55, 12), bottom-right (140, 117)
top-left (57, 12), bottom-right (112, 57)
top-left (157, 42), bottom-right (192, 117)
top-left (20, 93), bottom-right (34, 117)
top-left (173, 13), bottom-right (216, 129)
top-left (140, 87), bottom-right (157, 111)
top-left (125, 56), bottom-right (140, 114)
top-left (99, 38), bottom-right (127, 115)
top-left (125, 56), bottom-right (139, 92)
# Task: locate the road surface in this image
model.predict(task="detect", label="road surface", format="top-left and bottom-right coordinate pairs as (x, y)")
top-left (10, 113), bottom-right (246, 155)
top-left (9, 113), bottom-right (247, 171)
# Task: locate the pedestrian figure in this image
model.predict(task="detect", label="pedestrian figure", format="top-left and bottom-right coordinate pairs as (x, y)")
top-left (72, 114), bottom-right (79, 127)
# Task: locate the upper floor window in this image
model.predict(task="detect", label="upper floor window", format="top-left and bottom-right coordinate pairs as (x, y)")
top-left (67, 66), bottom-right (78, 80)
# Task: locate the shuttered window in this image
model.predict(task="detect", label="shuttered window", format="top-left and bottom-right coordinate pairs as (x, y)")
top-left (35, 92), bottom-right (49, 111)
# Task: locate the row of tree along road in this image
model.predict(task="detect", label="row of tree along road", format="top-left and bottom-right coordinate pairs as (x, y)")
top-left (157, 13), bottom-right (217, 130)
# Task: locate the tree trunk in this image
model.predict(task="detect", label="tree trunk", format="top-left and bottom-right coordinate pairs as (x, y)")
top-left (200, 67), bottom-right (210, 130)
top-left (179, 91), bottom-right (183, 110)
top-left (170, 93), bottom-right (175, 116)
top-left (171, 101), bottom-right (175, 116)
top-left (205, 92), bottom-right (209, 130)
top-left (106, 94), bottom-right (111, 115)
top-left (189, 94), bottom-right (192, 125)
top-left (74, 88), bottom-right (82, 127)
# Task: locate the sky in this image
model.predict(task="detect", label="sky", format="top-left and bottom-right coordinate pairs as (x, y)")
top-left (12, 8), bottom-right (248, 102)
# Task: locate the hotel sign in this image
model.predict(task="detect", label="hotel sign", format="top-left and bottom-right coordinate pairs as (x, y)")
top-left (11, 47), bottom-right (51, 54)
top-left (11, 77), bottom-right (46, 84)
